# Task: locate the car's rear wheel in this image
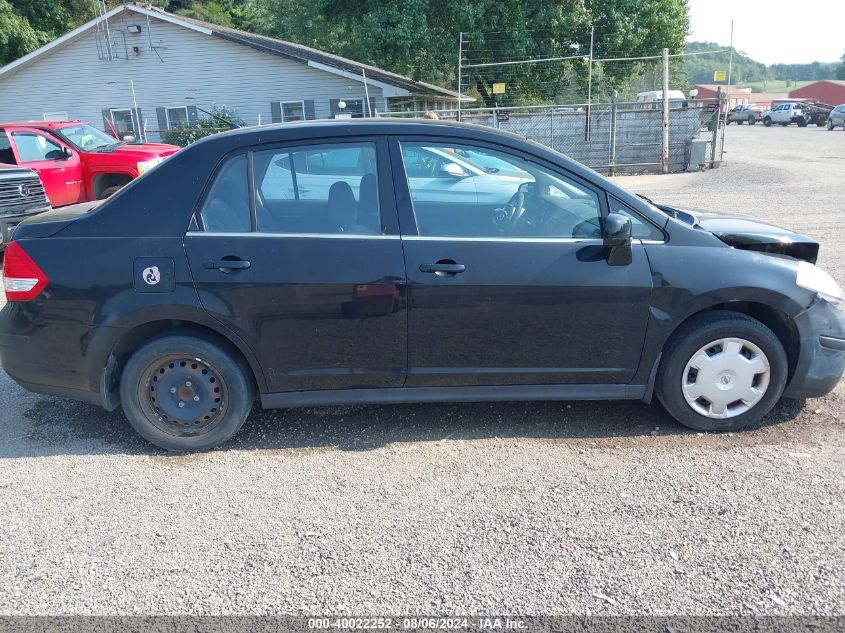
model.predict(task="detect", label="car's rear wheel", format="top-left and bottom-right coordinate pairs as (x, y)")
top-left (656, 312), bottom-right (788, 432)
top-left (763, 117), bottom-right (772, 127)
top-left (748, 116), bottom-right (756, 124)
top-left (119, 335), bottom-right (253, 451)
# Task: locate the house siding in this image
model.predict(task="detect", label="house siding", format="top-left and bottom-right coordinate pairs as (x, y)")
top-left (0, 12), bottom-right (388, 141)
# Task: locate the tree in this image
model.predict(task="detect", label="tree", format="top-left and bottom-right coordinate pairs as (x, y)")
top-left (0, 0), bottom-right (48, 66)
top-left (0, 0), bottom-right (95, 66)
top-left (837, 53), bottom-right (845, 80)
top-left (248, 0), bottom-right (689, 104)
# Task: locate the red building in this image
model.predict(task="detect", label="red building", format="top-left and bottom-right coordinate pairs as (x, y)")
top-left (692, 85), bottom-right (752, 110)
top-left (788, 80), bottom-right (845, 106)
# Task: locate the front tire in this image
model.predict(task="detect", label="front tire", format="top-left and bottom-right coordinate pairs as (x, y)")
top-left (763, 117), bottom-right (772, 127)
top-left (828, 119), bottom-right (835, 130)
top-left (656, 312), bottom-right (788, 432)
top-left (119, 335), bottom-right (253, 451)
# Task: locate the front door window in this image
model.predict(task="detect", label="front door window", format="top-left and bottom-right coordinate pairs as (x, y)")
top-left (11, 132), bottom-right (65, 162)
top-left (400, 142), bottom-right (602, 239)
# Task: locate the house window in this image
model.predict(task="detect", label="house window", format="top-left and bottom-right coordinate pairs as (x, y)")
top-left (110, 108), bottom-right (136, 136)
top-left (165, 106), bottom-right (189, 129)
top-left (282, 101), bottom-right (305, 122)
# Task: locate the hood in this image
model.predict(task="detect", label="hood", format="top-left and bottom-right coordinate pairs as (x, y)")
top-left (88, 142), bottom-right (180, 159)
top-left (0, 163), bottom-right (36, 174)
top-left (661, 206), bottom-right (819, 264)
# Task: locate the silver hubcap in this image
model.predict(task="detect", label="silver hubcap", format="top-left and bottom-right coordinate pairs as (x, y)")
top-left (681, 337), bottom-right (770, 419)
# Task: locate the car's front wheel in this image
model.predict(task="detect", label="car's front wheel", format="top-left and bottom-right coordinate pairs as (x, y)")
top-left (656, 312), bottom-right (788, 432)
top-left (828, 119), bottom-right (835, 130)
top-left (763, 116), bottom-right (772, 127)
top-left (119, 334), bottom-right (254, 451)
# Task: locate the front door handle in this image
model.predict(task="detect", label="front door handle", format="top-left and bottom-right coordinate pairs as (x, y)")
top-left (419, 261), bottom-right (466, 275)
top-left (204, 258), bottom-right (251, 272)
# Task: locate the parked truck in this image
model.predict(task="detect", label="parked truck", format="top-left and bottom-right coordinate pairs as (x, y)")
top-left (0, 164), bottom-right (50, 248)
top-left (0, 120), bottom-right (179, 207)
top-left (726, 104), bottom-right (764, 125)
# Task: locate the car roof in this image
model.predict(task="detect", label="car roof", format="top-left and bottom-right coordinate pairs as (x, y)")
top-left (0, 120), bottom-right (84, 129)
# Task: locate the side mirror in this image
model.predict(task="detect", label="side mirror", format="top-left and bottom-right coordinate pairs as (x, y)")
top-left (603, 213), bottom-right (633, 266)
top-left (45, 148), bottom-right (70, 160)
top-left (440, 162), bottom-right (467, 179)
top-left (603, 213), bottom-right (632, 247)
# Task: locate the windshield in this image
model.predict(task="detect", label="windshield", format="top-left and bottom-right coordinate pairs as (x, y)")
top-left (56, 124), bottom-right (119, 150)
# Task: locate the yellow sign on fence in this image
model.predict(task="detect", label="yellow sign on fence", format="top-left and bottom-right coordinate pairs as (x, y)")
top-left (713, 70), bottom-right (727, 82)
top-left (492, 82), bottom-right (506, 94)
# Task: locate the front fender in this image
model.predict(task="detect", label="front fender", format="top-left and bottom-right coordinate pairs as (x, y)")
top-left (632, 244), bottom-right (814, 384)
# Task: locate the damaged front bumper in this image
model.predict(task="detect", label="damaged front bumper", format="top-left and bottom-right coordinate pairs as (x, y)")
top-left (784, 297), bottom-right (845, 399)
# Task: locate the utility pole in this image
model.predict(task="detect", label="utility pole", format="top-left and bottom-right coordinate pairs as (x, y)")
top-left (720, 19), bottom-right (734, 162)
top-left (585, 25), bottom-right (594, 141)
top-left (457, 32), bottom-right (463, 122)
top-left (661, 47), bottom-right (669, 173)
top-left (362, 68), bottom-right (372, 117)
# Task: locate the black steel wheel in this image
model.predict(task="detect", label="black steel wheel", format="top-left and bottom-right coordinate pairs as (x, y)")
top-left (120, 334), bottom-right (253, 451)
top-left (140, 354), bottom-right (229, 436)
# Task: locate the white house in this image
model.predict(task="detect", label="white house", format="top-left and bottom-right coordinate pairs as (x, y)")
top-left (0, 3), bottom-right (467, 141)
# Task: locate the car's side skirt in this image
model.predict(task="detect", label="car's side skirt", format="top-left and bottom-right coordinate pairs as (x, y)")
top-left (261, 384), bottom-right (648, 409)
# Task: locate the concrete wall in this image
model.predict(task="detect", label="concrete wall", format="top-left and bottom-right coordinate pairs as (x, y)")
top-left (462, 106), bottom-right (708, 174)
top-left (0, 12), bottom-right (388, 141)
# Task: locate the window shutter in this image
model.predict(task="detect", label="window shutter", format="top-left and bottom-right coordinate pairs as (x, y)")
top-left (156, 107), bottom-right (168, 132)
top-left (270, 102), bottom-right (282, 123)
top-left (187, 106), bottom-right (199, 125)
top-left (329, 99), bottom-right (340, 117)
top-left (304, 100), bottom-right (316, 120)
top-left (102, 109), bottom-right (116, 137)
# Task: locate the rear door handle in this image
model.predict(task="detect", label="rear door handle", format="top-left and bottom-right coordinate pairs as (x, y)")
top-left (204, 259), bottom-right (251, 271)
top-left (419, 262), bottom-right (466, 275)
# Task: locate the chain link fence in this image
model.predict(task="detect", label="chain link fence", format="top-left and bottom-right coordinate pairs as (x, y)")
top-left (378, 102), bottom-right (720, 175)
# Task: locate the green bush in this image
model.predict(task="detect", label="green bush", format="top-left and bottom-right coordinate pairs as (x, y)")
top-left (163, 105), bottom-right (245, 147)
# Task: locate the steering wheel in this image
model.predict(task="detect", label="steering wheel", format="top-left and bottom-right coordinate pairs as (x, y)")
top-left (493, 190), bottom-right (526, 235)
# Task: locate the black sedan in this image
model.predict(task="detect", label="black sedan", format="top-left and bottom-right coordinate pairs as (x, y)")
top-left (1, 120), bottom-right (843, 451)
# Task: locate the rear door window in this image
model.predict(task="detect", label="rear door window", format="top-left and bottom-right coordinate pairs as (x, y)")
top-left (253, 142), bottom-right (380, 235)
top-left (199, 154), bottom-right (251, 233)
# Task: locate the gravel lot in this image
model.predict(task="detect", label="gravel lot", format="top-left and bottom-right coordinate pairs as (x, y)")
top-left (0, 124), bottom-right (843, 616)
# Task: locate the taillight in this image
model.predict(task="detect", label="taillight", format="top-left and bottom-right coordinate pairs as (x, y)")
top-left (3, 241), bottom-right (48, 301)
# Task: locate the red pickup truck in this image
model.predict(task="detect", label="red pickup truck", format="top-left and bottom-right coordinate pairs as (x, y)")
top-left (0, 120), bottom-right (179, 207)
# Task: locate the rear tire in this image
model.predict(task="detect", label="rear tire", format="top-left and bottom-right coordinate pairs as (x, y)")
top-left (119, 335), bottom-right (253, 451)
top-left (748, 116), bottom-right (756, 125)
top-left (656, 312), bottom-right (788, 432)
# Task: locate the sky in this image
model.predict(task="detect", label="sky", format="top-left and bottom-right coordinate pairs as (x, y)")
top-left (687, 0), bottom-right (843, 65)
